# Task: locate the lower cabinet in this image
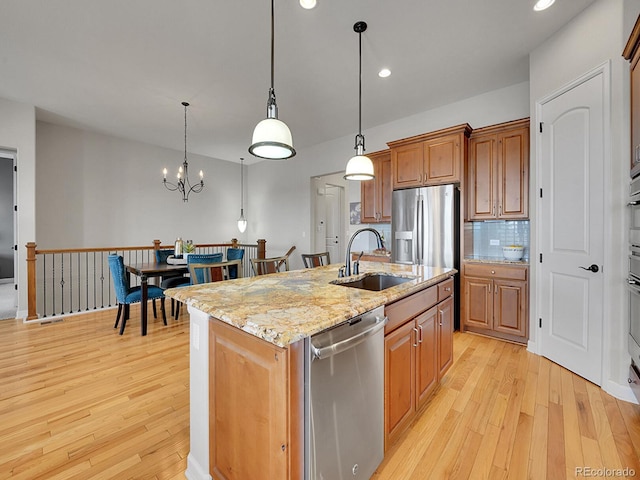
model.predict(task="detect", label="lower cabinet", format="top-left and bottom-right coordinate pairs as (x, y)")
top-left (463, 263), bottom-right (528, 343)
top-left (384, 278), bottom-right (454, 449)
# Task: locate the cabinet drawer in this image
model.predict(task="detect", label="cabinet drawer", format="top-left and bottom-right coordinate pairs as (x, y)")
top-left (438, 277), bottom-right (454, 301)
top-left (385, 285), bottom-right (438, 334)
top-left (464, 263), bottom-right (527, 281)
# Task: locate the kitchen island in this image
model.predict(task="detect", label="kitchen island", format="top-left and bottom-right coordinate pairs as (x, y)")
top-left (165, 261), bottom-right (455, 480)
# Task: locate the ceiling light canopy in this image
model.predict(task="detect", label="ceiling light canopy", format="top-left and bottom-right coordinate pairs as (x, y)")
top-left (344, 21), bottom-right (375, 182)
top-left (533, 0), bottom-right (555, 11)
top-left (249, 0), bottom-right (295, 160)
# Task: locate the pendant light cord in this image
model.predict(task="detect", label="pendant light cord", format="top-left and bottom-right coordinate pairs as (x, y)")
top-left (183, 102), bottom-right (188, 163)
top-left (358, 28), bottom-right (362, 137)
top-left (240, 158), bottom-right (244, 211)
top-left (271, 0), bottom-right (275, 91)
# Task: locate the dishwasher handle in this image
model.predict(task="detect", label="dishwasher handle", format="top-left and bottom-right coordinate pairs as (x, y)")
top-left (311, 316), bottom-right (387, 360)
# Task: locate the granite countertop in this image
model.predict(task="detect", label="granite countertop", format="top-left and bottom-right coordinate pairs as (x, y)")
top-left (464, 256), bottom-right (529, 266)
top-left (164, 261), bottom-right (455, 347)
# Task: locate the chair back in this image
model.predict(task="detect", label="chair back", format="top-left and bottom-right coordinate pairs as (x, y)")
top-left (226, 248), bottom-right (245, 279)
top-left (188, 260), bottom-right (243, 285)
top-left (108, 254), bottom-right (130, 303)
top-left (155, 249), bottom-right (174, 263)
top-left (250, 256), bottom-right (290, 276)
top-left (301, 251), bottom-right (331, 268)
top-left (187, 253), bottom-right (223, 284)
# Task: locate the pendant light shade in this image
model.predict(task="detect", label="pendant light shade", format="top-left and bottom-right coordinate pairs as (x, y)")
top-left (237, 158), bottom-right (248, 233)
top-left (249, 0), bottom-right (295, 160)
top-left (344, 21), bottom-right (374, 181)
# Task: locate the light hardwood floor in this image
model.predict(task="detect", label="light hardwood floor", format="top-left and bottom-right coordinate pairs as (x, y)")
top-left (0, 307), bottom-right (638, 479)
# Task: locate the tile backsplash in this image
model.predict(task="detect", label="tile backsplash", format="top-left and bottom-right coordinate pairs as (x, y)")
top-left (467, 220), bottom-right (530, 261)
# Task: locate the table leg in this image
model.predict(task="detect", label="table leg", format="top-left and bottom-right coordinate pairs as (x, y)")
top-left (141, 274), bottom-right (148, 336)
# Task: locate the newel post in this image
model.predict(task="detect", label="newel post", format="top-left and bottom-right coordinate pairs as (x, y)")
top-left (257, 239), bottom-right (266, 259)
top-left (231, 238), bottom-right (239, 249)
top-left (153, 239), bottom-right (161, 250)
top-left (26, 242), bottom-right (38, 320)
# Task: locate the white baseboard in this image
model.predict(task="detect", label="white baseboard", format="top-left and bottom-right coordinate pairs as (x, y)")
top-left (185, 453), bottom-right (212, 480)
top-left (603, 379), bottom-right (639, 405)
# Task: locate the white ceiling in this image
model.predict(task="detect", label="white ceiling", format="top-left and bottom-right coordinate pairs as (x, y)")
top-left (0, 0), bottom-right (596, 164)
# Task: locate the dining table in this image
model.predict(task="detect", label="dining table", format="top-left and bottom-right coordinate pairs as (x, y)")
top-left (125, 261), bottom-right (188, 335)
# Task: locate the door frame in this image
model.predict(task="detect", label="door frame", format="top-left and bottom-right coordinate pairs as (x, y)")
top-left (310, 172), bottom-right (349, 263)
top-left (0, 149), bottom-right (17, 308)
top-left (532, 61), bottom-right (612, 385)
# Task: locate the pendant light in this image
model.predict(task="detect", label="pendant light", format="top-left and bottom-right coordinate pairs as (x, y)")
top-left (249, 0), bottom-right (296, 160)
top-left (162, 102), bottom-right (205, 201)
top-left (344, 21), bottom-right (375, 181)
top-left (237, 158), bottom-right (247, 233)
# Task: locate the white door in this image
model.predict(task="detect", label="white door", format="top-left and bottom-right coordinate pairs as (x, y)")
top-left (538, 68), bottom-right (606, 385)
top-left (324, 185), bottom-right (343, 262)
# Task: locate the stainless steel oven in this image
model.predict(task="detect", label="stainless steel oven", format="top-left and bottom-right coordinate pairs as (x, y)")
top-left (627, 178), bottom-right (640, 400)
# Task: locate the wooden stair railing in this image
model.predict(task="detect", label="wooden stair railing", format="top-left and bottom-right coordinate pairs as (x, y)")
top-left (26, 238), bottom-right (267, 321)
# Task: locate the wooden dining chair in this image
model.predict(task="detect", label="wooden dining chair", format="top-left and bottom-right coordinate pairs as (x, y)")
top-left (250, 256), bottom-right (290, 276)
top-left (301, 251), bottom-right (331, 268)
top-left (188, 259), bottom-right (243, 284)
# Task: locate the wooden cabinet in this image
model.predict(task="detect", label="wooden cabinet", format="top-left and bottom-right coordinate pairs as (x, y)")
top-left (383, 277), bottom-right (454, 448)
top-left (462, 263), bottom-right (528, 343)
top-left (361, 149), bottom-right (392, 223)
top-left (209, 320), bottom-right (303, 480)
top-left (624, 15), bottom-right (640, 178)
top-left (467, 118), bottom-right (529, 220)
top-left (388, 124), bottom-right (471, 190)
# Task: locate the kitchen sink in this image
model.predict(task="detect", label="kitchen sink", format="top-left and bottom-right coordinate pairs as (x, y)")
top-left (331, 273), bottom-right (414, 291)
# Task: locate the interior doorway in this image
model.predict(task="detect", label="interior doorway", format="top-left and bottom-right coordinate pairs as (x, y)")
top-left (0, 150), bottom-right (16, 320)
top-left (311, 173), bottom-right (349, 265)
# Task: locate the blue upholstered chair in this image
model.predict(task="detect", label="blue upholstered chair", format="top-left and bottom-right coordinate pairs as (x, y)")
top-left (226, 248), bottom-right (245, 279)
top-left (173, 253), bottom-right (223, 319)
top-left (108, 254), bottom-right (166, 335)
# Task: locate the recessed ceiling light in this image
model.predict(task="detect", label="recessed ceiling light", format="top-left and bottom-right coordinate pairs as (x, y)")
top-left (533, 0), bottom-right (555, 11)
top-left (378, 68), bottom-right (391, 78)
top-left (300, 0), bottom-right (316, 9)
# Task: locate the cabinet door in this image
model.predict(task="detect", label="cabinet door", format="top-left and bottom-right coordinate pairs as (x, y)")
top-left (415, 306), bottom-right (438, 409)
top-left (360, 169), bottom-right (377, 223)
top-left (392, 143), bottom-right (423, 189)
top-left (497, 127), bottom-right (529, 219)
top-left (467, 134), bottom-right (497, 220)
top-left (379, 154), bottom-right (392, 222)
top-left (437, 296), bottom-right (454, 379)
top-left (210, 320), bottom-right (290, 480)
top-left (464, 276), bottom-right (493, 330)
top-left (424, 133), bottom-right (461, 185)
top-left (493, 279), bottom-right (528, 338)
top-left (384, 321), bottom-right (416, 448)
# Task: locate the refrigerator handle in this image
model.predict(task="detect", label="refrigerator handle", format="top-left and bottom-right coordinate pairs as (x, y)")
top-left (416, 196), bottom-right (423, 264)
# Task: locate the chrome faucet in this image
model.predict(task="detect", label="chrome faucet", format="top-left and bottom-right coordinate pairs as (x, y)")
top-left (342, 228), bottom-right (385, 277)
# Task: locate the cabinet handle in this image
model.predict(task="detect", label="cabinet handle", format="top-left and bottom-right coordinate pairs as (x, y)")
top-left (438, 310), bottom-right (443, 327)
top-left (488, 283), bottom-right (491, 294)
top-left (413, 327), bottom-right (419, 347)
top-left (444, 287), bottom-right (451, 292)
top-left (418, 324), bottom-right (423, 343)
top-left (493, 204), bottom-right (496, 216)
top-left (499, 205), bottom-right (502, 216)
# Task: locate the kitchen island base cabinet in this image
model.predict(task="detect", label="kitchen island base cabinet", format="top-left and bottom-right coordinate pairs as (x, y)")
top-left (384, 278), bottom-right (454, 449)
top-left (209, 320), bottom-right (304, 480)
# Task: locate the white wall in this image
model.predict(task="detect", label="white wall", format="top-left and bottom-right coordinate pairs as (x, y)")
top-left (529, 0), bottom-right (640, 397)
top-left (0, 98), bottom-right (36, 315)
top-left (36, 121), bottom-right (247, 248)
top-left (247, 81), bottom-right (530, 269)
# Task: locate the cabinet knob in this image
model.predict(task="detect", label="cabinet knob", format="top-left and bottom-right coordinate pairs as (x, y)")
top-left (491, 270), bottom-right (495, 274)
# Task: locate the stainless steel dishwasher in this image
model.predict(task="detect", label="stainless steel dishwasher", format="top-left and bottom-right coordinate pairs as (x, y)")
top-left (305, 305), bottom-right (386, 479)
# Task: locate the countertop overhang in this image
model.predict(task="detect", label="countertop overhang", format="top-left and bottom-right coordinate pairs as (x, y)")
top-left (164, 262), bottom-right (456, 347)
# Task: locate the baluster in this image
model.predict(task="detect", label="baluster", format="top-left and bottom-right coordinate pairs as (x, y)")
top-left (42, 254), bottom-right (47, 318)
top-left (60, 253), bottom-right (65, 315)
top-left (69, 251), bottom-right (73, 313)
top-left (52, 254), bottom-right (56, 316)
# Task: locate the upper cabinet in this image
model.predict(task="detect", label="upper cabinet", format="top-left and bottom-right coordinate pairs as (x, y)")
top-left (361, 149), bottom-right (392, 223)
top-left (624, 15), bottom-right (640, 178)
top-left (466, 118), bottom-right (529, 220)
top-left (388, 124), bottom-right (471, 190)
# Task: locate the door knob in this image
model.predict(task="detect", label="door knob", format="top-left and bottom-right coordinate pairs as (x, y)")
top-left (579, 264), bottom-right (599, 273)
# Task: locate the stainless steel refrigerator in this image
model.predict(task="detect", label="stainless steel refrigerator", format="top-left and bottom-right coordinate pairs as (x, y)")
top-left (392, 184), bottom-right (459, 327)
top-left (391, 184), bottom-right (458, 268)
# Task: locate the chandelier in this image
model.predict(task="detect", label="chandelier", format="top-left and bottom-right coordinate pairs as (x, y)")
top-left (163, 101), bottom-right (204, 202)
